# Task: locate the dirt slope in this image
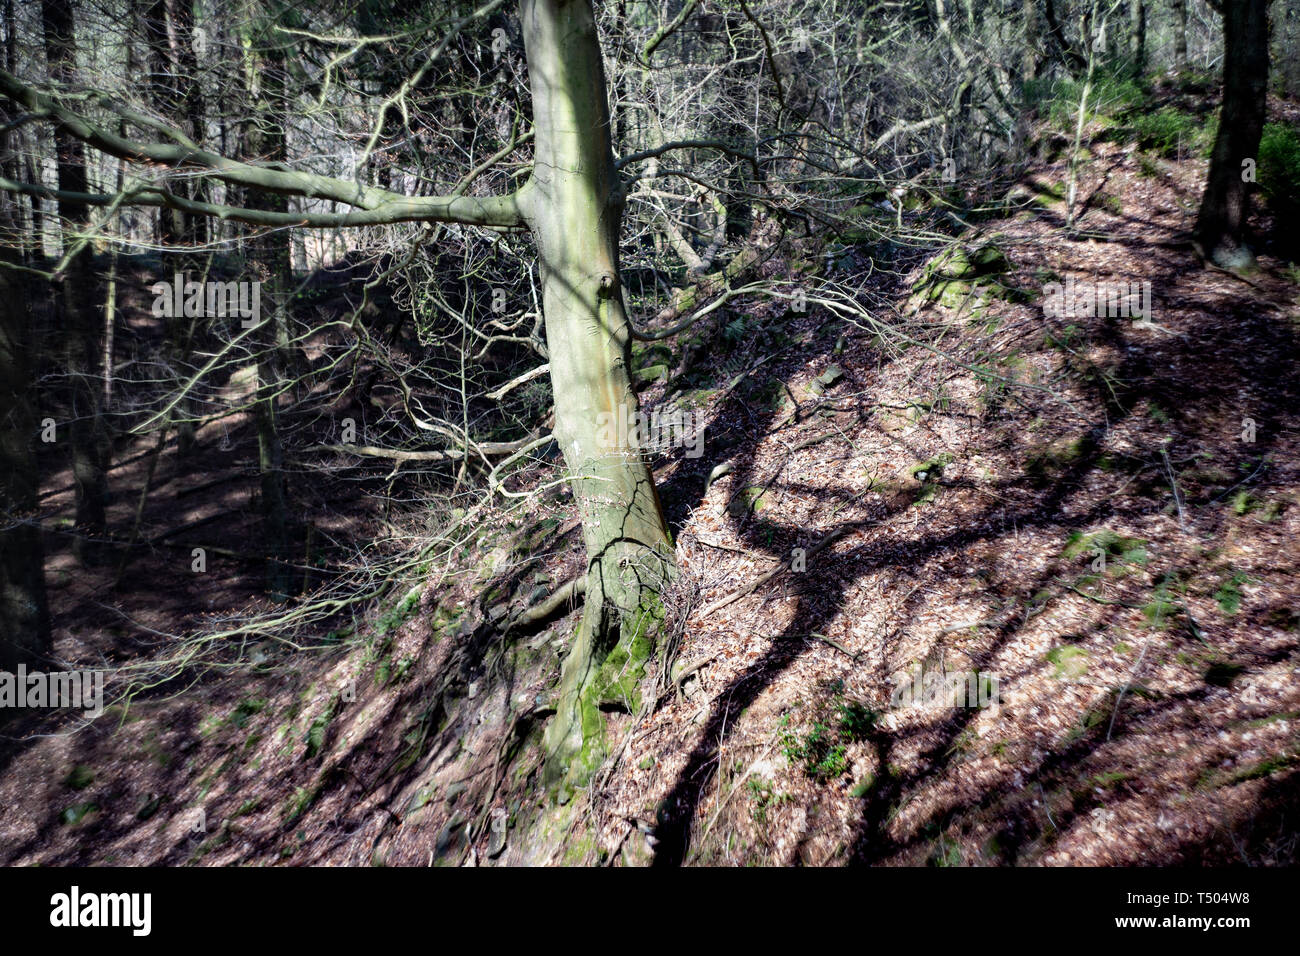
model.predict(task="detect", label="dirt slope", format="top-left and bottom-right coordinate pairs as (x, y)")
top-left (2, 129), bottom-right (1298, 868)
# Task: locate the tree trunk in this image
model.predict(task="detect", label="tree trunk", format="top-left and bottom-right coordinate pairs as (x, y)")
top-left (239, 0), bottom-right (295, 599)
top-left (519, 0), bottom-right (674, 796)
top-left (2, 0), bottom-right (49, 659)
top-left (1, 0), bottom-right (30, 263)
top-left (1044, 0), bottom-right (1087, 71)
top-left (2, 0), bottom-right (676, 788)
top-left (1131, 0), bottom-right (1146, 76)
top-left (1024, 0), bottom-right (1043, 81)
top-left (1172, 0), bottom-right (1189, 71)
top-left (171, 0), bottom-right (207, 249)
top-left (143, 0), bottom-right (183, 245)
top-left (42, 0), bottom-right (110, 565)
top-left (1195, 0), bottom-right (1270, 269)
top-left (0, 228), bottom-right (50, 672)
top-left (142, 0), bottom-right (204, 455)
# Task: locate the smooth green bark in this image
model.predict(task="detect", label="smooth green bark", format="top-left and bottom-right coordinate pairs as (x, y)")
top-left (519, 0), bottom-right (674, 794)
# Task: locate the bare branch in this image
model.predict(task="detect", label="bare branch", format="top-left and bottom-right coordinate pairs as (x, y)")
top-left (0, 68), bottom-right (529, 229)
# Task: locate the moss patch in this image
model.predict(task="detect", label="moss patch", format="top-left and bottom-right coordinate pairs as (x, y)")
top-left (1062, 529), bottom-right (1147, 575)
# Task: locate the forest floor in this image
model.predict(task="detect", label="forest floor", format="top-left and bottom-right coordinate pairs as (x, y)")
top-left (3, 104), bottom-right (1299, 867)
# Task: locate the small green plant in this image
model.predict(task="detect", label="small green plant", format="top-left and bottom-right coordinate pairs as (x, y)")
top-left (723, 315), bottom-right (750, 343)
top-left (391, 656), bottom-right (414, 683)
top-left (1028, 69), bottom-right (1146, 131)
top-left (837, 700), bottom-right (878, 740)
top-left (60, 801), bottom-right (99, 826)
top-left (781, 697), bottom-right (876, 781)
top-left (747, 778), bottom-right (790, 825)
top-left (1142, 574), bottom-right (1182, 629)
top-left (1095, 191), bottom-right (1123, 214)
top-left (1046, 644), bottom-right (1089, 680)
top-left (231, 697), bottom-right (267, 729)
top-left (1223, 747), bottom-right (1300, 785)
top-left (63, 765), bottom-right (94, 790)
top-left (232, 796), bottom-right (261, 818)
top-left (928, 833), bottom-right (964, 867)
top-left (1231, 490), bottom-right (1260, 516)
top-left (850, 773), bottom-right (876, 798)
top-left (375, 587), bottom-right (422, 636)
top-left (1128, 107), bottom-right (1214, 158)
top-left (1032, 180), bottom-right (1068, 207)
top-left (304, 698), bottom-right (338, 759)
top-left (1092, 771), bottom-right (1128, 789)
top-left (1258, 122), bottom-right (1300, 218)
top-left (1214, 571), bottom-right (1248, 615)
top-left (283, 785), bottom-right (317, 825)
top-left (790, 722), bottom-right (848, 780)
top-left (1044, 323), bottom-right (1083, 350)
top-left (1062, 529), bottom-right (1147, 574)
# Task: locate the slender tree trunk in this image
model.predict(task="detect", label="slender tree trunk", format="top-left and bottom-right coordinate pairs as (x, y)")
top-left (720, 7), bottom-right (755, 241)
top-left (1044, 0), bottom-right (1087, 71)
top-left (1131, 0), bottom-right (1147, 75)
top-left (0, 203), bottom-right (49, 673)
top-left (1195, 0), bottom-right (1270, 268)
top-left (1024, 0), bottom-right (1043, 81)
top-left (42, 0), bottom-right (110, 565)
top-left (1, 0), bottom-right (29, 262)
top-left (1172, 0), bottom-right (1189, 71)
top-left (239, 1), bottom-right (294, 599)
top-left (1275, 0), bottom-right (1300, 97)
top-left (23, 148), bottom-right (47, 256)
top-left (172, 0), bottom-right (207, 248)
top-left (142, 0), bottom-right (204, 455)
top-left (0, 11), bottom-right (48, 664)
top-left (143, 0), bottom-right (183, 245)
top-left (520, 0), bottom-right (674, 795)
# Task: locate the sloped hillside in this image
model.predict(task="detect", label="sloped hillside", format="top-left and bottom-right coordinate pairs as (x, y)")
top-left (3, 101), bottom-right (1299, 868)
